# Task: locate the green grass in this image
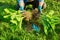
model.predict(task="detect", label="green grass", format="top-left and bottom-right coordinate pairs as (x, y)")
top-left (0, 0), bottom-right (60, 40)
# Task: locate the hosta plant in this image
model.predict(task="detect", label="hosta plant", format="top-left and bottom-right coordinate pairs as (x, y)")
top-left (40, 10), bottom-right (60, 35)
top-left (3, 8), bottom-right (24, 30)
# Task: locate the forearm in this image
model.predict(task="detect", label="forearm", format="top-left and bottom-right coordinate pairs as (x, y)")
top-left (18, 0), bottom-right (24, 7)
top-left (17, 0), bottom-right (24, 11)
top-left (38, 0), bottom-right (44, 6)
top-left (38, 0), bottom-right (44, 13)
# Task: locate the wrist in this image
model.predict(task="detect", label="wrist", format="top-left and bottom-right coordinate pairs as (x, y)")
top-left (19, 6), bottom-right (24, 11)
top-left (38, 6), bottom-right (42, 11)
top-left (38, 0), bottom-right (44, 2)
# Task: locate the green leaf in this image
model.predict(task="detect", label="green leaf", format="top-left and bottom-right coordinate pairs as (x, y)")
top-left (17, 10), bottom-right (20, 14)
top-left (51, 24), bottom-right (55, 30)
top-left (3, 15), bottom-right (10, 18)
top-left (4, 8), bottom-right (10, 14)
top-left (10, 20), bottom-right (17, 25)
top-left (16, 15), bottom-right (21, 21)
top-left (49, 10), bottom-right (54, 16)
top-left (10, 13), bottom-right (16, 19)
top-left (29, 4), bottom-right (33, 8)
top-left (19, 17), bottom-right (24, 30)
top-left (44, 26), bottom-right (48, 35)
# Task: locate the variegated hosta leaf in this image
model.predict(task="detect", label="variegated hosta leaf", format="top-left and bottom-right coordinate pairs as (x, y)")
top-left (15, 15), bottom-right (24, 22)
top-left (10, 13), bottom-right (16, 19)
top-left (19, 17), bottom-right (24, 30)
top-left (4, 8), bottom-right (11, 14)
top-left (11, 15), bottom-right (16, 20)
top-left (10, 20), bottom-right (17, 25)
top-left (15, 15), bottom-right (20, 21)
top-left (17, 10), bottom-right (20, 14)
top-left (3, 15), bottom-right (10, 18)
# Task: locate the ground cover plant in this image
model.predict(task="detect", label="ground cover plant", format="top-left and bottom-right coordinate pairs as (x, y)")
top-left (0, 0), bottom-right (60, 40)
